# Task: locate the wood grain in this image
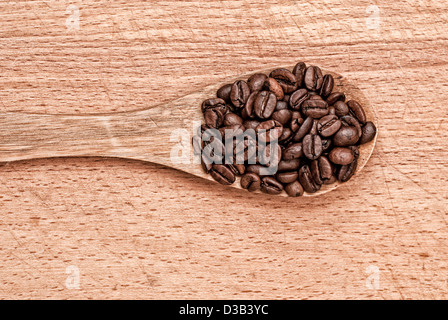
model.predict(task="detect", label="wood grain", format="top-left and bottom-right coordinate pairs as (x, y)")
top-left (0, 0), bottom-right (447, 300)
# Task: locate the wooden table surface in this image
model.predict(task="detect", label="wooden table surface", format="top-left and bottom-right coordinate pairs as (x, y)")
top-left (0, 0), bottom-right (447, 300)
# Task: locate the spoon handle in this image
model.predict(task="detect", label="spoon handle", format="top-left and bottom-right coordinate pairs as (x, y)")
top-left (0, 106), bottom-right (189, 165)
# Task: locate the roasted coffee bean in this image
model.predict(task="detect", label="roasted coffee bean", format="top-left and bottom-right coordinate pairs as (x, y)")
top-left (240, 172), bottom-right (261, 191)
top-left (260, 177), bottom-right (284, 195)
top-left (259, 143), bottom-right (282, 166)
top-left (217, 84), bottom-right (232, 103)
top-left (328, 106), bottom-right (336, 115)
top-left (209, 164), bottom-right (236, 185)
top-left (283, 95), bottom-right (290, 103)
top-left (278, 158), bottom-right (301, 172)
top-left (303, 134), bottom-right (322, 160)
top-left (319, 74), bottom-right (334, 99)
top-left (298, 165), bottom-right (321, 193)
top-left (228, 163), bottom-right (246, 176)
top-left (230, 80), bottom-right (250, 108)
top-left (272, 109), bottom-right (292, 125)
top-left (243, 119), bottom-right (261, 131)
top-left (289, 88), bottom-right (309, 110)
top-left (270, 68), bottom-right (298, 93)
top-left (311, 156), bottom-right (333, 185)
top-left (284, 180), bottom-right (304, 197)
top-left (256, 120), bottom-right (283, 143)
top-left (264, 77), bottom-right (284, 100)
top-left (359, 121), bottom-right (377, 144)
top-left (201, 154), bottom-right (213, 173)
top-left (282, 143), bottom-right (303, 160)
top-left (347, 100), bottom-right (367, 124)
top-left (201, 98), bottom-right (227, 114)
top-left (333, 101), bottom-right (349, 117)
top-left (204, 108), bottom-right (224, 128)
top-left (326, 92), bottom-right (345, 105)
top-left (241, 91), bottom-right (258, 119)
top-left (317, 115), bottom-right (342, 137)
top-left (247, 73), bottom-right (267, 92)
top-left (321, 138), bottom-right (332, 152)
top-left (292, 62), bottom-right (307, 87)
top-left (329, 147), bottom-right (355, 165)
top-left (224, 112), bottom-right (243, 126)
top-left (275, 100), bottom-right (289, 111)
top-left (338, 158), bottom-right (358, 182)
top-left (304, 66), bottom-right (323, 91)
top-left (220, 124), bottom-right (245, 141)
top-left (293, 116), bottom-right (313, 140)
top-left (301, 99), bottom-right (329, 118)
top-left (276, 171), bottom-right (299, 184)
top-left (254, 91), bottom-right (277, 119)
top-left (246, 164), bottom-right (268, 176)
top-left (333, 126), bottom-right (359, 146)
top-left (340, 115), bottom-right (362, 138)
top-left (278, 127), bottom-right (293, 142)
top-left (234, 138), bottom-right (257, 164)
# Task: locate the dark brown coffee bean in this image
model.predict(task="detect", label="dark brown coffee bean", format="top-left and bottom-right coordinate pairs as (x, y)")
top-left (272, 109), bottom-right (292, 125)
top-left (246, 164), bottom-right (268, 176)
top-left (321, 138), bottom-right (332, 152)
top-left (319, 74), bottom-right (334, 99)
top-left (309, 94), bottom-right (323, 100)
top-left (230, 80), bottom-right (250, 108)
top-left (326, 92), bottom-right (345, 105)
top-left (329, 147), bottom-right (355, 165)
top-left (201, 98), bottom-right (227, 114)
top-left (209, 164), bottom-right (236, 185)
top-left (234, 138), bottom-right (257, 164)
top-left (340, 115), bottom-right (362, 138)
top-left (204, 108), bottom-right (224, 128)
top-left (333, 126), bottom-right (359, 146)
top-left (278, 127), bottom-right (293, 142)
top-left (292, 116), bottom-right (313, 141)
top-left (240, 172), bottom-right (261, 191)
top-left (317, 115), bottom-right (342, 137)
top-left (260, 177), bottom-right (284, 195)
top-left (304, 66), bottom-right (323, 91)
top-left (256, 120), bottom-right (283, 143)
top-left (247, 73), bottom-right (267, 92)
top-left (298, 165), bottom-right (321, 193)
top-left (303, 134), bottom-right (322, 160)
top-left (278, 158), bottom-right (301, 172)
top-left (270, 68), bottom-right (298, 93)
top-left (228, 163), bottom-right (246, 176)
top-left (224, 113), bottom-right (243, 126)
top-left (301, 99), bottom-right (329, 118)
top-left (254, 91), bottom-right (277, 119)
top-left (289, 88), bottom-right (309, 110)
top-left (284, 180), bottom-right (304, 197)
top-left (259, 143), bottom-right (282, 166)
top-left (333, 101), bottom-right (349, 117)
top-left (311, 156), bottom-right (333, 185)
top-left (347, 100), bottom-right (367, 124)
top-left (292, 62), bottom-right (307, 87)
top-left (282, 143), bottom-right (303, 160)
top-left (338, 158), bottom-right (358, 182)
top-left (220, 124), bottom-right (245, 141)
top-left (241, 91), bottom-right (258, 119)
top-left (264, 77), bottom-right (284, 100)
top-left (328, 106), bottom-right (335, 115)
top-left (276, 171), bottom-right (299, 184)
top-left (359, 121), bottom-right (377, 144)
top-left (201, 154), bottom-right (213, 173)
top-left (243, 120), bottom-right (260, 131)
top-left (217, 84), bottom-right (232, 103)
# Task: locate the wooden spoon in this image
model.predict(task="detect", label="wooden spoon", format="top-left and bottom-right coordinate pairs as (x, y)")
top-left (0, 66), bottom-right (377, 197)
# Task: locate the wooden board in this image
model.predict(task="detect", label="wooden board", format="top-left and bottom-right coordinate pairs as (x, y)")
top-left (0, 0), bottom-right (447, 300)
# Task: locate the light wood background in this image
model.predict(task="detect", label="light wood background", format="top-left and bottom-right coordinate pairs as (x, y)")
top-left (0, 0), bottom-right (447, 300)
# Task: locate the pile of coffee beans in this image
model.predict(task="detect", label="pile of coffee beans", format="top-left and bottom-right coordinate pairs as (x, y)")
top-left (192, 61), bottom-right (377, 197)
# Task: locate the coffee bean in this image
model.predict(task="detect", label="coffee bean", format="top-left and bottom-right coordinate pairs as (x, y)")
top-left (241, 91), bottom-right (258, 119)
top-left (329, 147), bottom-right (354, 165)
top-left (293, 116), bottom-right (313, 140)
top-left (284, 180), bottom-right (304, 197)
top-left (209, 164), bottom-right (236, 185)
top-left (256, 120), bottom-right (283, 143)
top-left (228, 163), bottom-right (246, 176)
top-left (264, 77), bottom-right (284, 100)
top-left (328, 106), bottom-right (336, 115)
top-left (303, 134), bottom-right (323, 160)
top-left (204, 108), bottom-right (224, 128)
top-left (246, 164), bottom-right (268, 176)
top-left (276, 171), bottom-right (299, 184)
top-left (333, 126), bottom-right (359, 146)
top-left (272, 109), bottom-right (292, 125)
top-left (333, 101), bottom-right (349, 117)
top-left (292, 62), bottom-right (307, 87)
top-left (254, 91), bottom-right (277, 119)
top-left (275, 100), bottom-right (289, 111)
top-left (217, 84), bottom-right (232, 103)
top-left (321, 138), bottom-right (332, 152)
top-left (359, 121), bottom-right (377, 144)
top-left (278, 158), bottom-right (301, 172)
top-left (347, 100), bottom-right (366, 124)
top-left (243, 119), bottom-right (261, 131)
top-left (340, 115), bottom-right (362, 138)
top-left (317, 115), bottom-right (342, 137)
top-left (326, 92), bottom-right (345, 105)
top-left (260, 177), bottom-right (284, 195)
top-left (282, 143), bottom-right (303, 160)
top-left (283, 95), bottom-right (290, 103)
top-left (270, 68), bottom-right (298, 93)
top-left (278, 127), bottom-right (293, 142)
top-left (311, 156), bottom-right (333, 185)
top-left (338, 158), bottom-right (358, 182)
top-left (240, 172), bottom-right (261, 191)
top-left (289, 88), bottom-right (309, 110)
top-left (247, 73), bottom-right (267, 92)
top-left (224, 112), bottom-right (243, 126)
top-left (304, 66), bottom-right (323, 91)
top-left (201, 154), bottom-right (213, 173)
top-left (230, 80), bottom-right (250, 108)
top-left (301, 99), bottom-right (329, 118)
top-left (259, 143), bottom-right (282, 166)
top-left (234, 138), bottom-right (257, 164)
top-left (298, 165), bottom-right (321, 193)
top-left (319, 74), bottom-right (334, 99)
top-left (201, 98), bottom-right (227, 114)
